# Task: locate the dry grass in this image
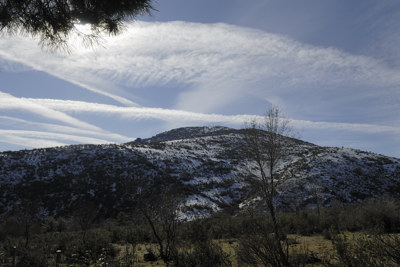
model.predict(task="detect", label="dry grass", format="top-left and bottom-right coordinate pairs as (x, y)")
top-left (112, 232), bottom-right (400, 266)
top-left (113, 235), bottom-right (337, 267)
top-left (289, 234), bottom-right (336, 265)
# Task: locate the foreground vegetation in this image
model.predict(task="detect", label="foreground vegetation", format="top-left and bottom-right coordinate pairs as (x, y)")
top-left (0, 198), bottom-right (399, 266)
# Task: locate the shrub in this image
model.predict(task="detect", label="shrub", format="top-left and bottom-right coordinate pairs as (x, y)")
top-left (174, 241), bottom-right (231, 267)
top-left (64, 229), bottom-right (118, 266)
top-left (143, 249), bottom-right (157, 261)
top-left (332, 232), bottom-right (400, 266)
top-left (16, 248), bottom-right (49, 267)
top-left (355, 201), bottom-right (400, 233)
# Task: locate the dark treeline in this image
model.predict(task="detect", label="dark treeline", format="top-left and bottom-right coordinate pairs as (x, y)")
top-left (0, 198), bottom-right (399, 266)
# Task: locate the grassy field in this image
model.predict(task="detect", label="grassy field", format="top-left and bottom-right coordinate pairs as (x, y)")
top-left (7, 232), bottom-right (397, 266)
top-left (289, 234), bottom-right (336, 265)
top-left (112, 235), bottom-right (338, 266)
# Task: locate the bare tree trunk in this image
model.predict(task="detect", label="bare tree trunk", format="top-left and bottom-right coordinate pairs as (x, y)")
top-left (242, 105), bottom-right (293, 266)
top-left (138, 190), bottom-right (181, 266)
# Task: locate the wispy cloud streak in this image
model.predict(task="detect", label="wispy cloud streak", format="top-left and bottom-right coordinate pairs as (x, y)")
top-left (0, 20), bottom-right (399, 156)
top-left (0, 115), bottom-right (132, 142)
top-left (0, 130), bottom-right (114, 148)
top-left (1, 21), bottom-right (399, 119)
top-left (21, 98), bottom-right (400, 135)
top-left (0, 92), bottom-right (102, 131)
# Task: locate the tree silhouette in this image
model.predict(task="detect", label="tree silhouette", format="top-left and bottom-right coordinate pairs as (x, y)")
top-left (138, 189), bottom-right (182, 267)
top-left (241, 106), bottom-right (293, 266)
top-left (0, 0), bottom-right (154, 49)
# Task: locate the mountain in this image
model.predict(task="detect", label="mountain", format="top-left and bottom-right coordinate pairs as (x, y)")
top-left (0, 126), bottom-right (399, 220)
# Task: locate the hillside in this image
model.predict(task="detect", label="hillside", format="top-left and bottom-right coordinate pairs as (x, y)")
top-left (0, 126), bottom-right (399, 220)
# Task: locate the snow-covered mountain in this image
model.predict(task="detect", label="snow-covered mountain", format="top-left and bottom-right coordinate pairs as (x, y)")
top-left (0, 126), bottom-right (399, 220)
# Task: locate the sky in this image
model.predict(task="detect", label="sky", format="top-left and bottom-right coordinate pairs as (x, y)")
top-left (0, 0), bottom-right (399, 158)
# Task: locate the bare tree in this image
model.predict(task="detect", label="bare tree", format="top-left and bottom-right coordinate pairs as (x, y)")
top-left (13, 199), bottom-right (43, 249)
top-left (120, 169), bottom-right (183, 266)
top-left (71, 200), bottom-right (98, 241)
top-left (138, 189), bottom-right (182, 267)
top-left (241, 105), bottom-right (293, 266)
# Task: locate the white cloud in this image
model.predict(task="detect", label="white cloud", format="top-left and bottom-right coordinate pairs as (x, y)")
top-left (1, 21), bottom-right (399, 117)
top-left (1, 96), bottom-right (399, 156)
top-left (18, 98), bottom-right (254, 124)
top-left (0, 131), bottom-right (67, 149)
top-left (0, 44), bottom-right (138, 106)
top-left (0, 20), bottom-right (399, 156)
top-left (0, 129), bottom-right (114, 149)
top-left (22, 98), bottom-right (400, 135)
top-left (0, 92), bottom-right (102, 131)
top-left (291, 119), bottom-right (400, 135)
top-left (0, 115), bottom-right (132, 142)
top-left (0, 57), bottom-right (31, 72)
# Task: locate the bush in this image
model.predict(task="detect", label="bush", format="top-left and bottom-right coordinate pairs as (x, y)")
top-left (355, 200), bottom-right (400, 233)
top-left (174, 241), bottom-right (231, 267)
top-left (143, 249), bottom-right (157, 261)
top-left (16, 249), bottom-right (49, 267)
top-left (332, 232), bottom-right (400, 266)
top-left (64, 229), bottom-right (118, 266)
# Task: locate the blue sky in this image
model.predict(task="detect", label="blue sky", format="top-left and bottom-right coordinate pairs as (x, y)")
top-left (0, 0), bottom-right (399, 158)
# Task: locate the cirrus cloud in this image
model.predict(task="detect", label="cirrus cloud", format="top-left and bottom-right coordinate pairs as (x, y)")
top-left (0, 20), bottom-right (399, 157)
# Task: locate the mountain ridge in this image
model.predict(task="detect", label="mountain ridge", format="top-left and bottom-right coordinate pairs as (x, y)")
top-left (0, 126), bottom-right (399, 220)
